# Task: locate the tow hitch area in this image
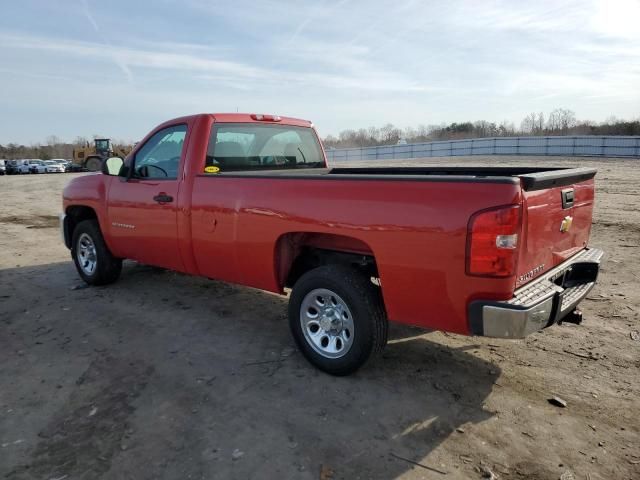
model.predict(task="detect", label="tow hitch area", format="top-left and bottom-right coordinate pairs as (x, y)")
top-left (468, 248), bottom-right (603, 338)
top-left (560, 308), bottom-right (583, 325)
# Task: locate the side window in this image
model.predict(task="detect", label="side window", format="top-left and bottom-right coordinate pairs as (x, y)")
top-left (134, 124), bottom-right (187, 179)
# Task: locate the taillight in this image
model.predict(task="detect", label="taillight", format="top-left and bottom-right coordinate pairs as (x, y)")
top-left (466, 204), bottom-right (522, 277)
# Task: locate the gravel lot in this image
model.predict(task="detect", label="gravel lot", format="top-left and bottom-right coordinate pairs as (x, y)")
top-left (0, 157), bottom-right (638, 480)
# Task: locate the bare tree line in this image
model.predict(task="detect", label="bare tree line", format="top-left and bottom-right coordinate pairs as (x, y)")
top-left (323, 109), bottom-right (640, 149)
top-left (1, 109), bottom-right (639, 158)
top-left (0, 135), bottom-right (133, 161)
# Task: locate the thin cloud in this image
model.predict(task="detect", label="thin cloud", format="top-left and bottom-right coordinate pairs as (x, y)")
top-left (0, 31), bottom-right (427, 93)
top-left (80, 0), bottom-right (133, 83)
top-left (287, 0), bottom-right (351, 44)
top-left (0, 0), bottom-right (638, 143)
top-left (80, 0), bottom-right (100, 31)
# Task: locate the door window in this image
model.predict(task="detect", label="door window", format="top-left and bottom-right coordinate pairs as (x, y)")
top-left (134, 125), bottom-right (187, 179)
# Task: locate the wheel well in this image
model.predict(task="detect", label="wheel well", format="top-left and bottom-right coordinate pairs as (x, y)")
top-left (276, 233), bottom-right (379, 289)
top-left (64, 206), bottom-right (98, 248)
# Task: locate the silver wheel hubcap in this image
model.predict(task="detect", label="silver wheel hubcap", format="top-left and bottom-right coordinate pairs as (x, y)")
top-left (300, 288), bottom-right (354, 359)
top-left (77, 233), bottom-right (97, 275)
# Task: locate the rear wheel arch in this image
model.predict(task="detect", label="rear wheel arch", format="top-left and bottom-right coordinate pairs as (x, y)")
top-left (274, 232), bottom-right (379, 290)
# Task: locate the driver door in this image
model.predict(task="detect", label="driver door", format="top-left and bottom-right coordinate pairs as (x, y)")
top-left (107, 124), bottom-right (187, 271)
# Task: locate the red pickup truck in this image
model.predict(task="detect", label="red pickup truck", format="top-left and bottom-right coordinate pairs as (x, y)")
top-left (61, 113), bottom-right (603, 375)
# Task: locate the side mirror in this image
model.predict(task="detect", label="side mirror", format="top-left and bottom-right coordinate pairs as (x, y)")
top-left (102, 157), bottom-right (124, 176)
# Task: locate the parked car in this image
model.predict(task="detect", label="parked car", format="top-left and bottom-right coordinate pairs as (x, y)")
top-left (50, 159), bottom-right (71, 172)
top-left (66, 162), bottom-right (87, 172)
top-left (0, 160), bottom-right (5, 175)
top-left (16, 160), bottom-right (31, 174)
top-left (5, 160), bottom-right (18, 174)
top-left (61, 113), bottom-right (603, 375)
top-left (28, 159), bottom-right (47, 174)
top-left (44, 160), bottom-right (66, 173)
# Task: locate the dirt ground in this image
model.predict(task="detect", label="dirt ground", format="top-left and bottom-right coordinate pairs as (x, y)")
top-left (0, 157), bottom-right (638, 480)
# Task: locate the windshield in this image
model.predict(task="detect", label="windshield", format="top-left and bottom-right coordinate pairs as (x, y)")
top-left (204, 123), bottom-right (325, 172)
top-left (95, 139), bottom-right (110, 151)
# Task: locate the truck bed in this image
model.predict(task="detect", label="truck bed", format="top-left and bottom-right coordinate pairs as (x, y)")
top-left (332, 166), bottom-right (597, 190)
top-left (213, 166), bottom-right (597, 190)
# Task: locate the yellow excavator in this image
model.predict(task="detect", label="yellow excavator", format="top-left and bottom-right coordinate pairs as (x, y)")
top-left (72, 138), bottom-right (132, 171)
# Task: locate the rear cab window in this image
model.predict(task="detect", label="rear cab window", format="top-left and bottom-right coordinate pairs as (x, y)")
top-left (204, 123), bottom-right (325, 173)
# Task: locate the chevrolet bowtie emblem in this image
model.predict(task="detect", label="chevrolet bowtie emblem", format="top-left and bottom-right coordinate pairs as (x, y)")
top-left (560, 216), bottom-right (573, 233)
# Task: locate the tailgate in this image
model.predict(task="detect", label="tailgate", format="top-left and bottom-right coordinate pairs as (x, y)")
top-left (516, 168), bottom-right (596, 288)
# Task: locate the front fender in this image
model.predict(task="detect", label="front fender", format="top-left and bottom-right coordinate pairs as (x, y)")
top-left (62, 174), bottom-right (112, 250)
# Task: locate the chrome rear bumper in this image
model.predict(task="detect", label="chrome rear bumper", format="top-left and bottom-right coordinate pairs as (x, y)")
top-left (468, 247), bottom-right (604, 338)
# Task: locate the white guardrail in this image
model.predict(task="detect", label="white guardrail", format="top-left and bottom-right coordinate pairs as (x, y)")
top-left (324, 135), bottom-right (640, 162)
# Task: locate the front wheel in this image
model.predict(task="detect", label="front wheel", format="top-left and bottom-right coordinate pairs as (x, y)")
top-left (71, 220), bottom-right (122, 285)
top-left (85, 157), bottom-right (102, 172)
top-left (288, 265), bottom-right (388, 376)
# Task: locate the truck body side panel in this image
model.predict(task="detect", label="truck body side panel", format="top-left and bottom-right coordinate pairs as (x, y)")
top-left (190, 176), bottom-right (521, 334)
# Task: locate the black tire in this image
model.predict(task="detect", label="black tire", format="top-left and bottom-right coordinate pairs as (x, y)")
top-left (71, 219), bottom-right (122, 285)
top-left (85, 157), bottom-right (102, 172)
top-left (288, 265), bottom-right (387, 376)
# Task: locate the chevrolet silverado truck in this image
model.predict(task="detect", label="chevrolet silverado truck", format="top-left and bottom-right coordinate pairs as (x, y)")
top-left (61, 113), bottom-right (603, 375)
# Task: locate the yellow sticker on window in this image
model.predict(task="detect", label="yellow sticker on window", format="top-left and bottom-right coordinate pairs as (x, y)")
top-left (204, 166), bottom-right (220, 174)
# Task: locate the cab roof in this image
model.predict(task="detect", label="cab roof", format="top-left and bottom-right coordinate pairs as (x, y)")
top-left (143, 114), bottom-right (317, 147)
top-left (211, 113), bottom-right (312, 127)
top-left (163, 113), bottom-right (312, 128)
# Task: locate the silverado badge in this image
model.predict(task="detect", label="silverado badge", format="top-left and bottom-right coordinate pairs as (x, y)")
top-left (560, 216), bottom-right (573, 233)
top-left (517, 264), bottom-right (546, 284)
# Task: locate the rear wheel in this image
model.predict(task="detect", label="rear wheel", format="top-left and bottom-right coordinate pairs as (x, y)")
top-left (288, 265), bottom-right (387, 376)
top-left (71, 220), bottom-right (122, 285)
top-left (85, 157), bottom-right (102, 172)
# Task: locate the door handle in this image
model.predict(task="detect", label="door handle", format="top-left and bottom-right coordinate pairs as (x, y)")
top-left (153, 193), bottom-right (173, 203)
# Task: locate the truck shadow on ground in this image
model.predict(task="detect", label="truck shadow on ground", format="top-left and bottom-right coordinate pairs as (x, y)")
top-left (1, 261), bottom-right (500, 479)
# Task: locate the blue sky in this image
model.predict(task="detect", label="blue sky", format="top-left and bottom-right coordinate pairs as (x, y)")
top-left (0, 0), bottom-right (639, 144)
